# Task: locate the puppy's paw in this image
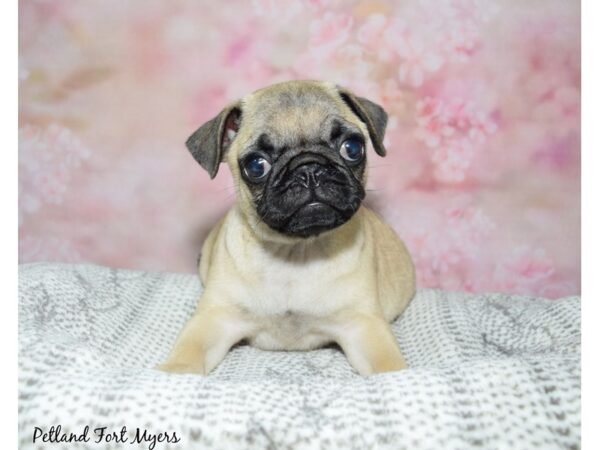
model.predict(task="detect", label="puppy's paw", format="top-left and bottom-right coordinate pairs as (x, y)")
top-left (155, 362), bottom-right (205, 375)
top-left (371, 357), bottom-right (407, 374)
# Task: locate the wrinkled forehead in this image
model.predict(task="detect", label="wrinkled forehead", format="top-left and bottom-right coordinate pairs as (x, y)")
top-left (240, 86), bottom-right (362, 148)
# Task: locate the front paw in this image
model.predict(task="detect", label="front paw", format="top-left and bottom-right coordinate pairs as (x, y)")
top-left (370, 355), bottom-right (407, 374)
top-left (155, 361), bottom-right (205, 375)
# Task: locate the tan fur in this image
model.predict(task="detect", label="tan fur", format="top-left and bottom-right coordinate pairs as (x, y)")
top-left (158, 81), bottom-right (416, 376)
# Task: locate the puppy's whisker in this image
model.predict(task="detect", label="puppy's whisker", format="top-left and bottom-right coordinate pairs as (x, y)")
top-left (216, 184), bottom-right (238, 193)
top-left (368, 164), bottom-right (394, 169)
top-left (252, 216), bottom-right (268, 243)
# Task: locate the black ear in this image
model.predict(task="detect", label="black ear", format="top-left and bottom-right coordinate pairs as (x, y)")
top-left (185, 104), bottom-right (242, 178)
top-left (337, 88), bottom-right (388, 157)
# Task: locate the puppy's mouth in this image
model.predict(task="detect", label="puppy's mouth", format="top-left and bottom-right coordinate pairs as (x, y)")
top-left (283, 201), bottom-right (345, 237)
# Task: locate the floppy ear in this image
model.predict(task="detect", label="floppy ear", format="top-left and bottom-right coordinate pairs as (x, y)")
top-left (185, 104), bottom-right (242, 178)
top-left (337, 88), bottom-right (388, 157)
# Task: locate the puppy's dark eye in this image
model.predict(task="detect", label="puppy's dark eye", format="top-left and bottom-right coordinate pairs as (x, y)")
top-left (242, 153), bottom-right (272, 180)
top-left (339, 138), bottom-right (365, 163)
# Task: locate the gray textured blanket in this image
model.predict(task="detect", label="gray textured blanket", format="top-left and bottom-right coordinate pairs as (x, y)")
top-left (18, 263), bottom-right (581, 449)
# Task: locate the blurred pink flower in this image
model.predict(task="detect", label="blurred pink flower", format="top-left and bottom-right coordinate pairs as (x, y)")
top-left (19, 0), bottom-right (74, 38)
top-left (189, 85), bottom-right (228, 125)
top-left (403, 200), bottom-right (495, 290)
top-left (539, 280), bottom-right (578, 299)
top-left (293, 41), bottom-right (368, 83)
top-left (431, 140), bottom-right (474, 183)
top-left (415, 97), bottom-right (497, 183)
top-left (225, 59), bottom-right (275, 99)
top-left (129, 15), bottom-right (170, 76)
top-left (225, 34), bottom-right (255, 66)
top-left (332, 44), bottom-right (374, 81)
top-left (378, 79), bottom-right (405, 112)
top-left (442, 19), bottom-right (479, 62)
top-left (395, 34), bottom-right (443, 87)
top-left (531, 133), bottom-right (579, 170)
top-left (308, 12), bottom-right (354, 58)
top-left (357, 14), bottom-right (397, 63)
top-left (504, 246), bottom-right (555, 280)
top-left (306, 0), bottom-right (342, 9)
top-left (434, 0), bottom-right (500, 25)
top-left (251, 0), bottom-right (304, 21)
top-left (19, 125), bottom-right (91, 224)
top-left (493, 245), bottom-right (556, 294)
top-left (357, 14), bottom-right (387, 46)
top-left (19, 236), bottom-right (82, 263)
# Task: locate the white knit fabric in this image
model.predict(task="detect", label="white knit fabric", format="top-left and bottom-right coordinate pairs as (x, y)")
top-left (18, 262), bottom-right (581, 449)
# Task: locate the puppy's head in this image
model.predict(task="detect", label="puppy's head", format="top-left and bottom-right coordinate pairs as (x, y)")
top-left (186, 80), bottom-right (388, 239)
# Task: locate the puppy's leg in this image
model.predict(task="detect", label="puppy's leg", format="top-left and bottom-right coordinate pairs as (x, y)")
top-left (329, 313), bottom-right (407, 376)
top-left (157, 300), bottom-right (252, 375)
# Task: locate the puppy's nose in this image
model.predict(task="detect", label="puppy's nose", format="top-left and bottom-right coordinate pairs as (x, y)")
top-left (295, 163), bottom-right (325, 188)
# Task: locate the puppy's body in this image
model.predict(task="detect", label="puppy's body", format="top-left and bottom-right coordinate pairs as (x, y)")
top-left (158, 80), bottom-right (415, 376)
top-left (200, 204), bottom-right (414, 353)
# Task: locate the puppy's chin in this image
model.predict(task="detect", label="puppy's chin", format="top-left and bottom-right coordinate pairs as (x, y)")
top-left (264, 200), bottom-right (361, 238)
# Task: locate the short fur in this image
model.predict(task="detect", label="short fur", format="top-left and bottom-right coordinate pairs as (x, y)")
top-left (158, 80), bottom-right (415, 376)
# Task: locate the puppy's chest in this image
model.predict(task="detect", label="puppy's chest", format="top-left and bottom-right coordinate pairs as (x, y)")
top-left (247, 262), bottom-right (341, 316)
top-left (233, 263), bottom-right (341, 351)
top-left (222, 236), bottom-right (368, 350)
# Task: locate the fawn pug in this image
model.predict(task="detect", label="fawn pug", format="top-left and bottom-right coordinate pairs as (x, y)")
top-left (158, 80), bottom-right (415, 376)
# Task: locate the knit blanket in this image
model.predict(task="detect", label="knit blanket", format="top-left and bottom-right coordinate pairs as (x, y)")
top-left (18, 262), bottom-right (581, 449)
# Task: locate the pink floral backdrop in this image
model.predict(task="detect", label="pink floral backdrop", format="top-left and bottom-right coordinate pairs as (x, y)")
top-left (19, 0), bottom-right (580, 298)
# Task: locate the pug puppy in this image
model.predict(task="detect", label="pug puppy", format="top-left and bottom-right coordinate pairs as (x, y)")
top-left (158, 80), bottom-right (415, 376)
